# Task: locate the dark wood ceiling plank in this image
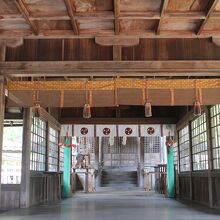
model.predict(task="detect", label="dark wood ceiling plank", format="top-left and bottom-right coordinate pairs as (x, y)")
top-left (197, 0), bottom-right (219, 35)
top-left (63, 0), bottom-right (79, 35)
top-left (15, 0), bottom-right (38, 35)
top-left (156, 0), bottom-right (169, 35)
top-left (114, 0), bottom-right (120, 35)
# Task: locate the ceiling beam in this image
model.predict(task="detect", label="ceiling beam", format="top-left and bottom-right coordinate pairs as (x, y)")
top-left (64, 0), bottom-right (79, 35)
top-left (197, 0), bottom-right (219, 35)
top-left (15, 0), bottom-right (38, 35)
top-left (0, 11), bottom-right (209, 21)
top-left (156, 0), bottom-right (169, 35)
top-left (59, 117), bottom-right (178, 124)
top-left (114, 0), bottom-right (120, 35)
top-left (1, 60), bottom-right (220, 77)
top-left (2, 30), bottom-right (220, 39)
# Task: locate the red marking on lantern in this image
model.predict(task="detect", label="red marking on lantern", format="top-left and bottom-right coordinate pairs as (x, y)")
top-left (147, 127), bottom-right (155, 135)
top-left (125, 127), bottom-right (132, 135)
top-left (103, 128), bottom-right (110, 135)
top-left (81, 127), bottom-right (88, 135)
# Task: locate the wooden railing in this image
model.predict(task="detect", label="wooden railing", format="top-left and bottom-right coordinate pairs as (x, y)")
top-left (144, 165), bottom-right (167, 194)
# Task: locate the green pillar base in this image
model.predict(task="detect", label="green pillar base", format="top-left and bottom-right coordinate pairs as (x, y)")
top-left (63, 137), bottom-right (71, 198)
top-left (167, 147), bottom-right (175, 198)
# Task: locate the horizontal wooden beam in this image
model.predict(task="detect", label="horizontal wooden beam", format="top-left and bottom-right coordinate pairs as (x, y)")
top-left (95, 36), bottom-right (139, 46)
top-left (1, 61), bottom-right (220, 77)
top-left (59, 117), bottom-right (178, 125)
top-left (0, 11), bottom-right (209, 21)
top-left (2, 30), bottom-right (220, 40)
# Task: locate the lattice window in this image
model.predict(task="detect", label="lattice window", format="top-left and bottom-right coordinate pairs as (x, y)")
top-left (48, 127), bottom-right (59, 172)
top-left (1, 125), bottom-right (23, 184)
top-left (59, 147), bottom-right (64, 172)
top-left (30, 117), bottom-right (47, 171)
top-left (77, 137), bottom-right (95, 155)
top-left (191, 113), bottom-right (208, 171)
top-left (210, 104), bottom-right (220, 169)
top-left (179, 125), bottom-right (190, 172)
top-left (173, 143), bottom-right (178, 165)
top-left (143, 137), bottom-right (161, 153)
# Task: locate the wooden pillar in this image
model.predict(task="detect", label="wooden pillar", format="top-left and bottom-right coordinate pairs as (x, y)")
top-left (0, 44), bottom-right (6, 62)
top-left (188, 122), bottom-right (194, 200)
top-left (139, 137), bottom-right (144, 187)
top-left (98, 137), bottom-right (102, 163)
top-left (0, 76), bottom-right (5, 207)
top-left (205, 107), bottom-right (214, 208)
top-left (95, 137), bottom-right (99, 170)
top-left (20, 108), bottom-right (32, 208)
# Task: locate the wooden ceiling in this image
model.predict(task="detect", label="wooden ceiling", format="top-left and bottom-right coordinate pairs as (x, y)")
top-left (1, 0), bottom-right (220, 39)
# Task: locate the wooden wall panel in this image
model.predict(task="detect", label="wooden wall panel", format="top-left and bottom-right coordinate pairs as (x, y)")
top-left (0, 185), bottom-right (20, 210)
top-left (179, 176), bottom-right (191, 198)
top-left (6, 38), bottom-right (220, 61)
top-left (64, 39), bottom-right (113, 61)
top-left (122, 38), bottom-right (220, 60)
top-left (192, 176), bottom-right (209, 204)
top-left (6, 39), bottom-right (63, 61)
top-left (213, 177), bottom-right (220, 208)
top-left (29, 173), bottom-right (62, 206)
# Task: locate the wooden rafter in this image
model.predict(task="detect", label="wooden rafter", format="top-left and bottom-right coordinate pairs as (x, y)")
top-left (114, 0), bottom-right (120, 35)
top-left (157, 0), bottom-right (169, 35)
top-left (64, 0), bottom-right (79, 35)
top-left (15, 0), bottom-right (38, 35)
top-left (197, 0), bottom-right (219, 35)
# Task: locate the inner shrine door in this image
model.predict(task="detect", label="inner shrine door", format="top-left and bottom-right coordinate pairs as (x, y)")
top-left (102, 137), bottom-right (139, 169)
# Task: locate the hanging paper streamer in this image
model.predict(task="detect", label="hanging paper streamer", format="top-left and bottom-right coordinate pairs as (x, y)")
top-left (109, 136), bottom-right (115, 146)
top-left (162, 124), bottom-right (176, 137)
top-left (60, 124), bottom-right (73, 137)
top-left (74, 124), bottom-right (94, 137)
top-left (140, 124), bottom-right (161, 137)
top-left (122, 136), bottom-right (127, 146)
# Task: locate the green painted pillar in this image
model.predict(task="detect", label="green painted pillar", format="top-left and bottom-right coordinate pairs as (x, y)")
top-left (63, 137), bottom-right (71, 198)
top-left (167, 147), bottom-right (175, 198)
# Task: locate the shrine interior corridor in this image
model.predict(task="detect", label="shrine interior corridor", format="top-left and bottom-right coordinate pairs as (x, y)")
top-left (0, 190), bottom-right (219, 220)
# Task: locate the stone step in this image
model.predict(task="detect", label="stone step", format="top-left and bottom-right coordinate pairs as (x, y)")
top-left (101, 169), bottom-right (138, 187)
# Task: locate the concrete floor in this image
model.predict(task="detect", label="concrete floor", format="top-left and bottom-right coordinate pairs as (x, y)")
top-left (0, 189), bottom-right (220, 220)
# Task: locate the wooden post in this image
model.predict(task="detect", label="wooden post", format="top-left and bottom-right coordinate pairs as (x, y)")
top-left (137, 137), bottom-right (144, 187)
top-left (20, 108), bottom-right (32, 208)
top-left (188, 122), bottom-right (194, 200)
top-left (205, 106), bottom-right (214, 208)
top-left (0, 76), bottom-right (5, 207)
top-left (0, 44), bottom-right (6, 61)
top-left (98, 137), bottom-right (102, 164)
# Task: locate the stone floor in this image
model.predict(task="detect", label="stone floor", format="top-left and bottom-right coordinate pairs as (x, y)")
top-left (0, 189), bottom-right (220, 220)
